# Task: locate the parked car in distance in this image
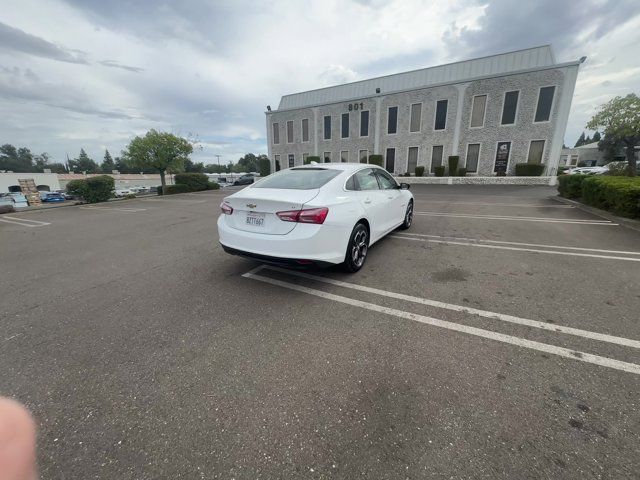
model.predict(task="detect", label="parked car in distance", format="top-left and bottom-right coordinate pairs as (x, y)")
top-left (233, 174), bottom-right (255, 186)
top-left (114, 189), bottom-right (133, 197)
top-left (40, 191), bottom-right (65, 202)
top-left (565, 166), bottom-right (608, 175)
top-left (218, 164), bottom-right (413, 272)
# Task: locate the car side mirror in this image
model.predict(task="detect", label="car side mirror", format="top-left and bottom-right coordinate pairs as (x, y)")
top-left (399, 183), bottom-right (410, 190)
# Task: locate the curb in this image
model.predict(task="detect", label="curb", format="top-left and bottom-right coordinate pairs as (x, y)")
top-left (549, 195), bottom-right (640, 233)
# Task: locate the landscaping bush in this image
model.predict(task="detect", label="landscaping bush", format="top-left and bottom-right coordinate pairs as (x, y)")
top-left (174, 173), bottom-right (209, 191)
top-left (605, 161), bottom-right (632, 176)
top-left (581, 176), bottom-right (640, 218)
top-left (124, 193), bottom-right (136, 199)
top-left (415, 166), bottom-right (425, 177)
top-left (156, 185), bottom-right (163, 196)
top-left (207, 181), bottom-right (220, 190)
top-left (515, 163), bottom-right (545, 176)
top-left (458, 168), bottom-right (467, 177)
top-left (448, 156), bottom-right (459, 176)
top-left (368, 155), bottom-right (384, 167)
top-left (399, 172), bottom-right (411, 177)
top-left (558, 166), bottom-right (571, 175)
top-left (434, 166), bottom-right (445, 177)
top-left (258, 157), bottom-right (271, 177)
top-left (162, 184), bottom-right (190, 195)
top-left (65, 175), bottom-right (114, 203)
top-left (66, 179), bottom-right (88, 199)
top-left (558, 174), bottom-right (589, 199)
top-left (305, 156), bottom-right (321, 165)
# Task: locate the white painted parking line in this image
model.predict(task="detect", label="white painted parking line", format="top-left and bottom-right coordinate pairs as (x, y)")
top-left (79, 206), bottom-right (147, 212)
top-left (0, 216), bottom-right (51, 227)
top-left (141, 198), bottom-right (206, 203)
top-left (259, 265), bottom-right (640, 349)
top-left (391, 235), bottom-right (640, 262)
top-left (395, 233), bottom-right (640, 256)
top-left (420, 201), bottom-right (575, 208)
top-left (243, 269), bottom-right (640, 376)
top-left (415, 211), bottom-right (616, 225)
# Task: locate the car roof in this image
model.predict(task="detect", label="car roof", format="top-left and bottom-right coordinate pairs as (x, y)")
top-left (292, 163), bottom-right (382, 173)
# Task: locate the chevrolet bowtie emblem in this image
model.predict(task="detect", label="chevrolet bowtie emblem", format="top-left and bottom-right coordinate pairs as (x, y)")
top-left (246, 203), bottom-right (257, 209)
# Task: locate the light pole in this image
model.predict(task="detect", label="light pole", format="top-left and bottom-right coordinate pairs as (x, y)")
top-left (215, 154), bottom-right (221, 172)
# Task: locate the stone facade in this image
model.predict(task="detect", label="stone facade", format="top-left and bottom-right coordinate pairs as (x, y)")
top-left (267, 61), bottom-right (579, 179)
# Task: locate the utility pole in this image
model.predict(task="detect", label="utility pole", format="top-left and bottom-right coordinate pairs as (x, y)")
top-left (215, 155), bottom-right (221, 172)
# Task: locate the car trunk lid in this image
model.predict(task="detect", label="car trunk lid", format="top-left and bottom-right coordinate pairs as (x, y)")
top-left (222, 188), bottom-right (320, 235)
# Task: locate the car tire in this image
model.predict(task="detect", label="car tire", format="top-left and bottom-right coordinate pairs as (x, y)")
top-left (398, 200), bottom-right (413, 230)
top-left (343, 223), bottom-right (369, 273)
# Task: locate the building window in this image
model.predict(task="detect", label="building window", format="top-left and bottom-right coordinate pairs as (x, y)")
top-left (470, 95), bottom-right (487, 128)
top-left (466, 144), bottom-right (480, 173)
top-left (534, 86), bottom-right (555, 122)
top-left (286, 121), bottom-right (293, 143)
top-left (288, 154), bottom-right (295, 168)
top-left (323, 151), bottom-right (331, 163)
top-left (501, 91), bottom-right (519, 125)
top-left (359, 149), bottom-right (368, 163)
top-left (274, 154), bottom-right (280, 171)
top-left (407, 147), bottom-right (419, 173)
top-left (430, 145), bottom-right (443, 173)
top-left (360, 110), bottom-right (369, 137)
top-left (302, 118), bottom-right (309, 142)
top-left (528, 140), bottom-right (545, 164)
top-left (341, 113), bottom-right (349, 139)
top-left (341, 150), bottom-right (348, 163)
top-left (273, 123), bottom-right (279, 144)
top-left (434, 100), bottom-right (448, 130)
top-left (385, 148), bottom-right (395, 173)
top-left (410, 103), bottom-right (422, 132)
top-left (324, 115), bottom-right (331, 140)
top-left (302, 153), bottom-right (309, 164)
top-left (387, 106), bottom-right (398, 134)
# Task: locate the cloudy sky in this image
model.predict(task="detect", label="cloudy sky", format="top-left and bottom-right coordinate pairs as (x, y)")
top-left (1, 0), bottom-right (639, 166)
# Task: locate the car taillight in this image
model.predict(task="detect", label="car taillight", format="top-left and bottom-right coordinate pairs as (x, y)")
top-left (276, 207), bottom-right (328, 224)
top-left (220, 201), bottom-right (233, 215)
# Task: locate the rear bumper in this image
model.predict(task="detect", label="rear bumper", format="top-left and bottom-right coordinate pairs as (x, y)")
top-left (220, 244), bottom-right (334, 267)
top-left (217, 215), bottom-right (348, 265)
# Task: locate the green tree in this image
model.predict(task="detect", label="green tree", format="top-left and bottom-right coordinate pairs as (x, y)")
top-left (69, 149), bottom-right (100, 173)
top-left (598, 132), bottom-right (624, 164)
top-left (47, 163), bottom-right (69, 173)
top-left (183, 158), bottom-right (205, 173)
top-left (101, 149), bottom-right (115, 173)
top-left (237, 153), bottom-right (259, 172)
top-left (122, 130), bottom-right (193, 186)
top-left (587, 93), bottom-right (640, 176)
top-left (592, 131), bottom-right (601, 142)
top-left (574, 132), bottom-right (586, 147)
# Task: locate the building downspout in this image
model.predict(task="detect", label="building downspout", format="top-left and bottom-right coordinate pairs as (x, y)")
top-left (374, 96), bottom-right (383, 155)
top-left (312, 107), bottom-right (319, 156)
top-left (452, 83), bottom-right (469, 156)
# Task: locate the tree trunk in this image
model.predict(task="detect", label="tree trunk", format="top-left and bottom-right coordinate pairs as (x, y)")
top-left (160, 169), bottom-right (166, 186)
top-left (625, 141), bottom-right (637, 177)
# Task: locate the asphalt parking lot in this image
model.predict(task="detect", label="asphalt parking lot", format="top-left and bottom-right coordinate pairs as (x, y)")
top-left (1, 184), bottom-right (639, 479)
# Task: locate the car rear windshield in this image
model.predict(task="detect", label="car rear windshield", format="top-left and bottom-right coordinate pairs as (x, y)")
top-left (252, 168), bottom-right (341, 190)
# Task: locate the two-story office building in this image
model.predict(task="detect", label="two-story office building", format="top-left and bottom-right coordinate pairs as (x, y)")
top-left (265, 45), bottom-right (584, 176)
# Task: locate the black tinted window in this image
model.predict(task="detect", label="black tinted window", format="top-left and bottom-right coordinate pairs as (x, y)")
top-left (435, 100), bottom-right (448, 130)
top-left (375, 170), bottom-right (397, 189)
top-left (388, 107), bottom-right (398, 134)
top-left (501, 91), bottom-right (519, 125)
top-left (535, 86), bottom-right (555, 122)
top-left (345, 175), bottom-right (356, 191)
top-left (253, 168), bottom-right (340, 190)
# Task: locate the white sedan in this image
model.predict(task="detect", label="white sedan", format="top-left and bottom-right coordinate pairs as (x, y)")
top-left (217, 163), bottom-right (414, 272)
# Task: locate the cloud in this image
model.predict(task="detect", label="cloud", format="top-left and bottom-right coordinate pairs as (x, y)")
top-left (99, 60), bottom-right (144, 73)
top-left (0, 21), bottom-right (88, 64)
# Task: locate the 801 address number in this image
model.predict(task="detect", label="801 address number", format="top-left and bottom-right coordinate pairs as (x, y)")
top-left (347, 102), bottom-right (364, 111)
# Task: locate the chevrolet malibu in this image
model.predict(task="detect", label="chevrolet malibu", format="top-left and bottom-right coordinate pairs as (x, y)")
top-left (217, 163), bottom-right (413, 272)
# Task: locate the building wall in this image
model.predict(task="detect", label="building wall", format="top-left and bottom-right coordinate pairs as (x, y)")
top-left (0, 173), bottom-right (60, 193)
top-left (267, 65), bottom-right (575, 176)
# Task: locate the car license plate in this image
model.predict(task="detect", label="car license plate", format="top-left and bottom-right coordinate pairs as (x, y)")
top-left (246, 212), bottom-right (265, 227)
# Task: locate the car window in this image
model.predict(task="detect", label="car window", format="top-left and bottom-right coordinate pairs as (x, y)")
top-left (375, 169), bottom-right (397, 190)
top-left (345, 175), bottom-right (356, 191)
top-left (354, 169), bottom-right (380, 191)
top-left (252, 168), bottom-right (340, 190)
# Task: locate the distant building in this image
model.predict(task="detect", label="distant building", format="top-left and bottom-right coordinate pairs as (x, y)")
top-left (0, 172), bottom-right (60, 193)
top-left (266, 45), bottom-right (584, 176)
top-left (560, 142), bottom-right (639, 167)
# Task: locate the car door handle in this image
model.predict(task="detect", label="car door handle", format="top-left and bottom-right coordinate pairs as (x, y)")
top-left (387, 196), bottom-right (394, 199)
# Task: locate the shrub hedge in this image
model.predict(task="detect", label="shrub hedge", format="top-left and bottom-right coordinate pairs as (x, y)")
top-left (434, 166), bottom-right (445, 177)
top-left (448, 156), bottom-right (459, 176)
top-left (368, 155), bottom-right (384, 167)
top-left (581, 176), bottom-right (640, 218)
top-left (305, 156), bottom-right (321, 165)
top-left (207, 182), bottom-right (220, 190)
top-left (458, 168), bottom-right (467, 177)
top-left (415, 166), bottom-right (425, 177)
top-left (66, 175), bottom-right (115, 203)
top-left (515, 163), bottom-right (545, 176)
top-left (174, 173), bottom-right (209, 191)
top-left (258, 157), bottom-right (271, 177)
top-left (162, 184), bottom-right (190, 195)
top-left (558, 174), bottom-right (588, 199)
